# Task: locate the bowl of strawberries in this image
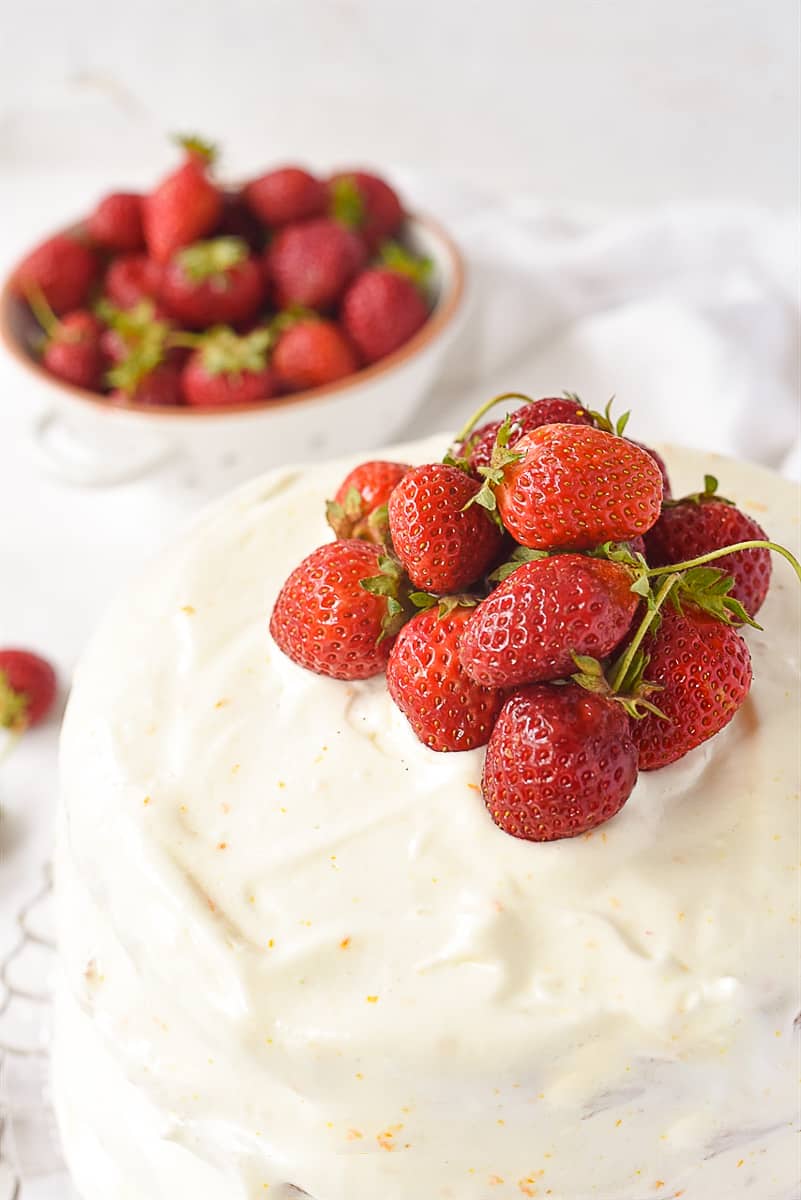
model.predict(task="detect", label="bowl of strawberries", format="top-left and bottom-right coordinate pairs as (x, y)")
top-left (0, 137), bottom-right (465, 486)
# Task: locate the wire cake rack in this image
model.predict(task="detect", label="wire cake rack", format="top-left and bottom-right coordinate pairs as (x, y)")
top-left (0, 865), bottom-right (73, 1200)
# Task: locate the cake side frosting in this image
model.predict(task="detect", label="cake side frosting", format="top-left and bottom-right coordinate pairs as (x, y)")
top-left (53, 436), bottom-right (801, 1200)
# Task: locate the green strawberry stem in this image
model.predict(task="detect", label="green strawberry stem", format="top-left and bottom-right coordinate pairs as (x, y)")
top-left (174, 133), bottom-right (217, 164)
top-left (0, 670), bottom-right (29, 734)
top-left (168, 331), bottom-right (205, 349)
top-left (608, 574), bottom-right (679, 694)
top-left (25, 285), bottom-right (59, 338)
top-left (646, 540), bottom-right (801, 586)
top-left (453, 392), bottom-right (535, 445)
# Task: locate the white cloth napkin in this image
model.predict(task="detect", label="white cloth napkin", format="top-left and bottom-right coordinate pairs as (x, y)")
top-left (0, 165), bottom-right (798, 1198)
top-left (396, 177), bottom-right (801, 480)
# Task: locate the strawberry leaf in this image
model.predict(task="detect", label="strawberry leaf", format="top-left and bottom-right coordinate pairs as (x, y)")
top-left (436, 595), bottom-right (479, 619)
top-left (174, 134), bottom-right (218, 164)
top-left (610, 647), bottom-right (667, 720)
top-left (586, 396), bottom-right (630, 437)
top-left (379, 241), bottom-right (433, 293)
top-left (663, 474), bottom-right (735, 509)
top-left (442, 447), bottom-right (474, 473)
top-left (0, 670), bottom-right (29, 731)
top-left (366, 502), bottom-right (390, 546)
top-left (570, 652), bottom-right (605, 678)
top-left (198, 326), bottom-right (272, 376)
top-left (463, 416), bottom-right (523, 520)
top-left (178, 237), bottom-right (247, 284)
top-left (630, 574), bottom-right (652, 598)
top-left (488, 546), bottom-right (549, 583)
top-left (271, 305), bottom-right (318, 336)
top-left (330, 176), bottom-right (365, 229)
top-left (673, 566), bottom-right (762, 629)
top-left (409, 591), bottom-right (437, 610)
top-left (360, 555), bottom-right (410, 641)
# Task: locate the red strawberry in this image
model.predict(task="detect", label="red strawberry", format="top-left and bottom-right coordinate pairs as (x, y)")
top-left (110, 360), bottom-right (183, 407)
top-left (386, 605), bottom-right (504, 751)
top-left (329, 171), bottom-right (404, 251)
top-left (160, 237), bottom-right (264, 329)
top-left (0, 649), bottom-right (57, 731)
top-left (272, 317), bottom-right (358, 392)
top-left (42, 310), bottom-right (106, 390)
top-left (13, 234), bottom-right (98, 315)
top-left (341, 268), bottom-right (428, 363)
top-left (104, 254), bottom-right (163, 309)
top-left (107, 315), bottom-right (183, 406)
top-left (387, 464), bottom-right (505, 593)
top-left (630, 440), bottom-right (672, 500)
top-left (181, 328), bottom-right (278, 407)
top-left (493, 424), bottom-right (663, 550)
top-left (644, 478), bottom-right (771, 618)
top-left (244, 167), bottom-right (327, 228)
top-left (143, 136), bottom-right (222, 264)
top-left (97, 299), bottom-right (173, 364)
top-left (632, 604), bottom-right (753, 770)
top-left (459, 397), bottom-right (594, 473)
top-left (87, 192), bottom-right (144, 253)
top-left (270, 541), bottom-right (402, 680)
top-left (216, 190), bottom-right (265, 250)
top-left (326, 460), bottom-right (410, 541)
top-left (483, 683), bottom-right (638, 841)
top-left (267, 218), bottom-right (366, 310)
top-left (459, 555), bottom-right (639, 687)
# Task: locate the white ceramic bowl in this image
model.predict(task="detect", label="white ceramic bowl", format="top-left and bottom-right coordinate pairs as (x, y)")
top-left (0, 214), bottom-right (466, 487)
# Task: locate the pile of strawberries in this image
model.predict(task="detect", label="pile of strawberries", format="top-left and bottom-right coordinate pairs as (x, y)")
top-left (270, 393), bottom-right (799, 843)
top-left (10, 138), bottom-right (433, 408)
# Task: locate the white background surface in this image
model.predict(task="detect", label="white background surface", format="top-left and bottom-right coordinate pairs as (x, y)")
top-left (0, 3), bottom-right (798, 1194)
top-left (0, 0), bottom-right (799, 206)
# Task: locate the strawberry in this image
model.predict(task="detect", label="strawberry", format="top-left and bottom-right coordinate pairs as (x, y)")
top-left (386, 605), bottom-right (504, 751)
top-left (458, 397), bottom-right (594, 473)
top-left (110, 360), bottom-right (183, 407)
top-left (267, 218), bottom-right (366, 310)
top-left (482, 683), bottom-right (638, 841)
top-left (244, 167), bottom-right (327, 228)
top-left (107, 315), bottom-right (182, 406)
top-left (160, 237), bottom-right (264, 329)
top-left (96, 299), bottom-right (173, 364)
top-left (341, 268), bottom-right (428, 363)
top-left (143, 136), bottom-right (222, 264)
top-left (489, 424), bottom-right (663, 550)
top-left (272, 317), bottom-right (358, 392)
top-left (181, 327), bottom-right (278, 407)
top-left (644, 476), bottom-right (771, 618)
top-left (104, 254), bottom-right (163, 309)
top-left (632, 603), bottom-right (753, 770)
top-left (216, 190), bottom-right (265, 250)
top-left (459, 554), bottom-right (639, 687)
top-left (270, 542), bottom-right (404, 680)
top-left (326, 460), bottom-right (410, 542)
top-left (630, 440), bottom-right (672, 500)
top-left (42, 311), bottom-right (106, 390)
top-left (387, 464), bottom-right (505, 593)
top-left (329, 171), bottom-right (404, 251)
top-left (0, 649), bottom-right (57, 731)
top-left (87, 192), bottom-right (144, 253)
top-left (13, 234), bottom-right (98, 315)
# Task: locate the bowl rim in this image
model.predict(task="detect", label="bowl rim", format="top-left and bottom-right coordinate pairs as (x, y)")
top-left (0, 211), bottom-right (466, 421)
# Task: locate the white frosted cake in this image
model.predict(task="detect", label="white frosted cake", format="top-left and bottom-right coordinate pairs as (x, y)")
top-left (54, 435), bottom-right (800, 1200)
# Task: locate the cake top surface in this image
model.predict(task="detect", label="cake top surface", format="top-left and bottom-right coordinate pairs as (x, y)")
top-left (59, 435), bottom-right (800, 1199)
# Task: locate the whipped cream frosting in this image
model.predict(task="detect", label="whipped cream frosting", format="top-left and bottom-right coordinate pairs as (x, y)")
top-left (53, 436), bottom-right (801, 1200)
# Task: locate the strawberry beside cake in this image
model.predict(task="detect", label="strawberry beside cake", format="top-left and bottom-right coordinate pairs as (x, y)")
top-left (53, 398), bottom-right (800, 1200)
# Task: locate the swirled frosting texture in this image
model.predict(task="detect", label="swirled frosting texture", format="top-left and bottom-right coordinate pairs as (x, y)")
top-left (54, 438), bottom-right (801, 1200)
